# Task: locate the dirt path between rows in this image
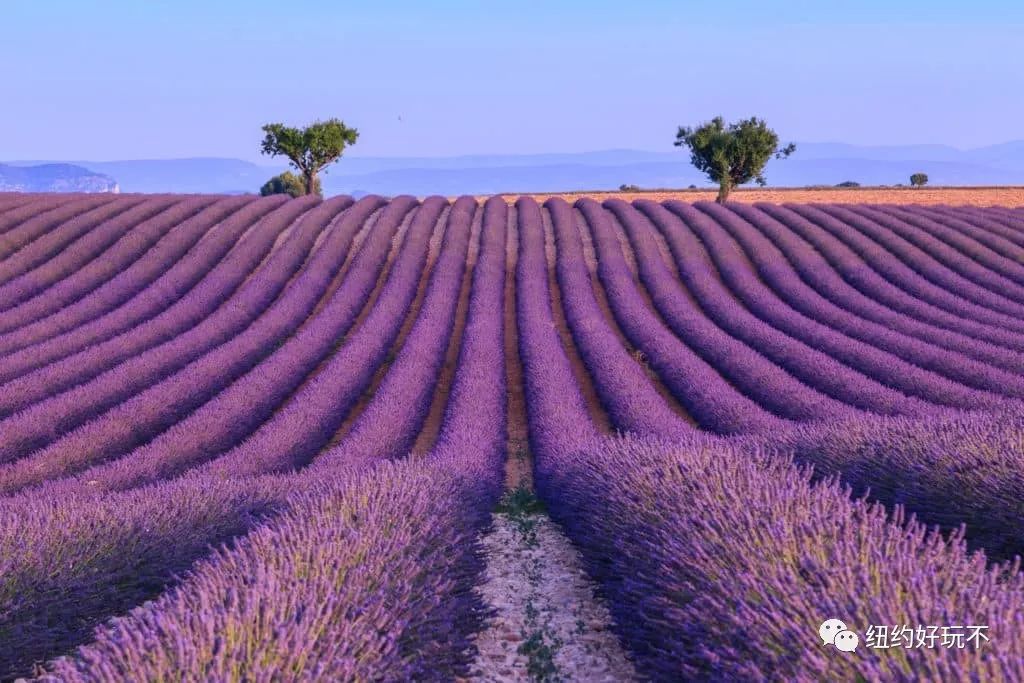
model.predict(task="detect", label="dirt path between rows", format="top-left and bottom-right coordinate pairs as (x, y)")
top-left (540, 205), bottom-right (614, 434)
top-left (467, 510), bottom-right (638, 682)
top-left (502, 204), bottom-right (532, 490)
top-left (575, 207), bottom-right (697, 427)
top-left (465, 203), bottom-right (636, 682)
top-left (412, 201), bottom-right (482, 455)
top-left (324, 205), bottom-right (446, 448)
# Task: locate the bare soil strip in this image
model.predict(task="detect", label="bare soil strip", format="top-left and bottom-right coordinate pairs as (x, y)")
top-left (574, 208), bottom-right (697, 426)
top-left (326, 205), bottom-right (448, 448)
top-left (308, 204), bottom-right (382, 319)
top-left (412, 202), bottom-right (482, 455)
top-left (466, 204), bottom-right (636, 681)
top-left (606, 213), bottom-right (641, 279)
top-left (501, 205), bottom-right (533, 490)
top-left (467, 499), bottom-right (638, 682)
top-left (539, 205), bottom-right (614, 434)
top-left (283, 204), bottom-right (419, 405)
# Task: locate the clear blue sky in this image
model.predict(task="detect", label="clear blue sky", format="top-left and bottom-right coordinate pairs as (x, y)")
top-left (4, 0), bottom-right (1023, 160)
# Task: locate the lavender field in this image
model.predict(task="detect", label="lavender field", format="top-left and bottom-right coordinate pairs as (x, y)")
top-left (1, 191), bottom-right (1023, 681)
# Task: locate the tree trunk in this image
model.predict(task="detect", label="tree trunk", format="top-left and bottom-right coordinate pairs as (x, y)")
top-left (716, 180), bottom-right (732, 204)
top-left (305, 172), bottom-right (317, 196)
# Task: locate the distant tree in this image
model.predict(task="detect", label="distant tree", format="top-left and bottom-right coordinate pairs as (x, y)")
top-left (688, 184), bottom-right (697, 189)
top-left (260, 171), bottom-right (321, 198)
top-left (619, 183), bottom-right (641, 192)
top-left (674, 116), bottom-right (796, 203)
top-left (910, 172), bottom-right (929, 188)
top-left (260, 118), bottom-right (359, 195)
top-left (835, 180), bottom-right (861, 188)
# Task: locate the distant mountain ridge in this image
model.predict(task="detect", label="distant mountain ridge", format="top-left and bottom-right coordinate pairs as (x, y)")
top-left (4, 159), bottom-right (270, 195)
top-left (0, 163), bottom-right (118, 193)
top-left (7, 141), bottom-right (1024, 195)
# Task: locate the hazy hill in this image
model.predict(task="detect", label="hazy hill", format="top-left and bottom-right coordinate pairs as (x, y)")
top-left (0, 163), bottom-right (118, 193)
top-left (7, 141), bottom-right (1024, 195)
top-left (5, 158), bottom-right (275, 195)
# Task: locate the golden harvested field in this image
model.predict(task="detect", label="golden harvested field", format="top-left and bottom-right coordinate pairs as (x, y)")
top-left (507, 186), bottom-right (1024, 207)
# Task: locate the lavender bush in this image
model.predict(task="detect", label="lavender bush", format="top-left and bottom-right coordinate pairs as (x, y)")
top-left (0, 195), bottom-right (246, 346)
top-left (0, 196), bottom-right (362, 489)
top-left (902, 205), bottom-right (1024, 266)
top-left (757, 202), bottom-right (1024, 357)
top-left (852, 204), bottom-right (1024, 303)
top-left (0, 195), bottom-right (310, 412)
top-left (930, 205), bottom-right (1024, 250)
top-left (31, 197), bottom-right (509, 682)
top-left (543, 197), bottom-right (696, 438)
top-left (699, 201), bottom-right (1024, 399)
top-left (789, 203), bottom-right (1024, 335)
top-left (818, 204), bottom-right (1024, 322)
top-left (52, 195), bottom-right (406, 491)
top-left (595, 198), bottom-right (861, 423)
top-left (0, 196), bottom-right (188, 315)
top-left (0, 195), bottom-right (118, 262)
top-left (0, 196), bottom-right (323, 462)
top-left (540, 433), bottom-right (1024, 681)
top-left (192, 196), bottom-right (447, 478)
top-left (0, 195), bottom-right (287, 382)
top-left (312, 195), bottom-right (476, 470)
top-left (767, 407), bottom-right (1024, 562)
top-left (663, 201), bottom-right (1005, 410)
top-left (730, 203), bottom-right (1024, 374)
top-left (0, 194), bottom-right (1022, 681)
top-left (633, 199), bottom-right (934, 416)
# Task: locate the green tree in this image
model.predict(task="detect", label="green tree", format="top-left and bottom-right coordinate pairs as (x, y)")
top-left (674, 116), bottom-right (796, 203)
top-left (910, 172), bottom-right (929, 188)
top-left (260, 118), bottom-right (359, 195)
top-left (259, 171), bottom-right (321, 198)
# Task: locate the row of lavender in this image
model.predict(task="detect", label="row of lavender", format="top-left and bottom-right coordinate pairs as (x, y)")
top-left (520, 196), bottom-right (1024, 679)
top-left (540, 193), bottom-right (1024, 437)
top-left (548, 195), bottom-right (1024, 558)
top-left (0, 196), bottom-right (509, 679)
top-left (0, 192), bottom-right (356, 676)
top-left (5, 194), bottom-right (1024, 457)
top-left (3, 193), bottom-right (1024, 678)
top-left (43, 198), bottom-right (508, 681)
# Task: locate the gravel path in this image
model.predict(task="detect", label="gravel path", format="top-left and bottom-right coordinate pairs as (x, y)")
top-left (466, 509), bottom-right (637, 682)
top-left (467, 200), bottom-right (636, 681)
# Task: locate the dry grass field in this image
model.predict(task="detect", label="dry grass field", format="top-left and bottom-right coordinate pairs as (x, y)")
top-left (510, 186), bottom-right (1024, 207)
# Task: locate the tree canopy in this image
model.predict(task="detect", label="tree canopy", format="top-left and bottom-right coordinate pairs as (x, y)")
top-left (674, 116), bottom-right (795, 203)
top-left (910, 172), bottom-right (929, 187)
top-left (260, 118), bottom-right (358, 195)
